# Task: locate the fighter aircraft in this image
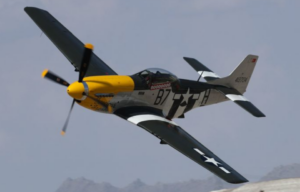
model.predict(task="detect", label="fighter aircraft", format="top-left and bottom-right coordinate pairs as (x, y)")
top-left (25, 7), bottom-right (265, 184)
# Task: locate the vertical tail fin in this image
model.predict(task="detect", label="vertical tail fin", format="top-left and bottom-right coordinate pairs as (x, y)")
top-left (208, 55), bottom-right (258, 94)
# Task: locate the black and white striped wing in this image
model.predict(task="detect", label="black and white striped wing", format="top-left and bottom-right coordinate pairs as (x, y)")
top-left (115, 107), bottom-right (248, 184)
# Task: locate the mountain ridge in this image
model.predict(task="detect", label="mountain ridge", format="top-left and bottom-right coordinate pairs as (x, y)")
top-left (55, 163), bottom-right (300, 192)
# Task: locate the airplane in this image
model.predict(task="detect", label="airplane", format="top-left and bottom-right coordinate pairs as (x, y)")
top-left (24, 7), bottom-right (265, 184)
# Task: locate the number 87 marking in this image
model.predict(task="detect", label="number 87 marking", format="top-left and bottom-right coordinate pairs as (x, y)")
top-left (154, 89), bottom-right (171, 105)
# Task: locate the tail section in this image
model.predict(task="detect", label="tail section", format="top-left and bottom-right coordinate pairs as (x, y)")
top-left (208, 55), bottom-right (258, 94)
top-left (183, 54), bottom-right (265, 117)
top-left (209, 55), bottom-right (265, 117)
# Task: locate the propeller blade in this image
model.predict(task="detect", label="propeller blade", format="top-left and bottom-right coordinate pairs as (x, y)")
top-left (61, 99), bottom-right (76, 136)
top-left (78, 43), bottom-right (94, 82)
top-left (41, 69), bottom-right (70, 87)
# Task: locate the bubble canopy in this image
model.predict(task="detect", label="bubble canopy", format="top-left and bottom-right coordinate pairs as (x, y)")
top-left (134, 68), bottom-right (178, 84)
top-left (145, 68), bottom-right (176, 75)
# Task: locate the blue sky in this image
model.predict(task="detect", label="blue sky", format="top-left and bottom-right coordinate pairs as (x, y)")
top-left (1, 1), bottom-right (300, 192)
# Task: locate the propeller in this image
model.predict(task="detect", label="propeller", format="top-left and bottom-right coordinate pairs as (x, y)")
top-left (42, 43), bottom-right (94, 135)
top-left (79, 43), bottom-right (93, 82)
top-left (61, 99), bottom-right (75, 136)
top-left (41, 70), bottom-right (70, 87)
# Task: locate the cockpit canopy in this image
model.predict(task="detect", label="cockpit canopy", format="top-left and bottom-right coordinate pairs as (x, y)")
top-left (132, 68), bottom-right (179, 89)
top-left (136, 68), bottom-right (178, 84)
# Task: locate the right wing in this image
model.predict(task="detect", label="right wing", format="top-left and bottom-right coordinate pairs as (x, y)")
top-left (115, 106), bottom-right (248, 184)
top-left (24, 7), bottom-right (117, 76)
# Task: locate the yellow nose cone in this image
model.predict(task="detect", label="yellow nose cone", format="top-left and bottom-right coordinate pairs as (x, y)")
top-left (67, 82), bottom-right (85, 100)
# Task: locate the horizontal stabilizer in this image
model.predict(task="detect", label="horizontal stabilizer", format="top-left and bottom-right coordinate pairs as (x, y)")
top-left (183, 57), bottom-right (220, 81)
top-left (218, 87), bottom-right (265, 117)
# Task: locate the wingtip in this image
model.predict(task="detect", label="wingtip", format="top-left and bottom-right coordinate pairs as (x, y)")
top-left (24, 6), bottom-right (36, 12)
top-left (254, 112), bottom-right (266, 118)
top-left (24, 7), bottom-right (47, 14)
top-left (237, 178), bottom-right (249, 184)
top-left (232, 180), bottom-right (249, 184)
top-left (183, 57), bottom-right (196, 62)
top-left (227, 177), bottom-right (248, 184)
top-left (24, 7), bottom-right (33, 14)
top-left (258, 114), bottom-right (266, 118)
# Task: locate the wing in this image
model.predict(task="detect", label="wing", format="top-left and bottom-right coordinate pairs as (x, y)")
top-left (115, 106), bottom-right (248, 184)
top-left (24, 7), bottom-right (117, 76)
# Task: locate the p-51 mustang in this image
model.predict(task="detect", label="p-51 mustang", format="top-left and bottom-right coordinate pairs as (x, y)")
top-left (25, 7), bottom-right (265, 184)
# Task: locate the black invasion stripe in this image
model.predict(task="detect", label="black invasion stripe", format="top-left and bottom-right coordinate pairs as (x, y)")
top-left (167, 96), bottom-right (183, 119)
top-left (184, 97), bottom-right (196, 113)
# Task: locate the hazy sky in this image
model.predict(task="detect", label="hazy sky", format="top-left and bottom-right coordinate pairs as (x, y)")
top-left (1, 1), bottom-right (300, 192)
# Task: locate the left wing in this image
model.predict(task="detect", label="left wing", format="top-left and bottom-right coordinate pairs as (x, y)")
top-left (115, 107), bottom-right (248, 184)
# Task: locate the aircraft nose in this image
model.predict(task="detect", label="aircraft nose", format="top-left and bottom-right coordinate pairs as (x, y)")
top-left (67, 81), bottom-right (88, 100)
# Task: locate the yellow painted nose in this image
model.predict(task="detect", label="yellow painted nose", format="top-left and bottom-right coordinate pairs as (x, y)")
top-left (67, 82), bottom-right (85, 100)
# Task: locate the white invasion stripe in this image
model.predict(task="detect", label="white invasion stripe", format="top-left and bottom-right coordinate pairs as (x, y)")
top-left (198, 71), bottom-right (220, 78)
top-left (194, 148), bottom-right (205, 155)
top-left (226, 94), bottom-right (248, 101)
top-left (192, 94), bottom-right (200, 100)
top-left (198, 91), bottom-right (205, 106)
top-left (174, 94), bottom-right (181, 100)
top-left (128, 115), bottom-right (178, 126)
top-left (174, 104), bottom-right (186, 119)
top-left (220, 167), bottom-right (231, 174)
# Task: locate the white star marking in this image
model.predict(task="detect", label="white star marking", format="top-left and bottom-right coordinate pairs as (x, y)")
top-left (203, 156), bottom-right (221, 167)
top-left (180, 88), bottom-right (193, 105)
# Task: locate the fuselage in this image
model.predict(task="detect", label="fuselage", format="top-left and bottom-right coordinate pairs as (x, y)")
top-left (68, 68), bottom-right (228, 119)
